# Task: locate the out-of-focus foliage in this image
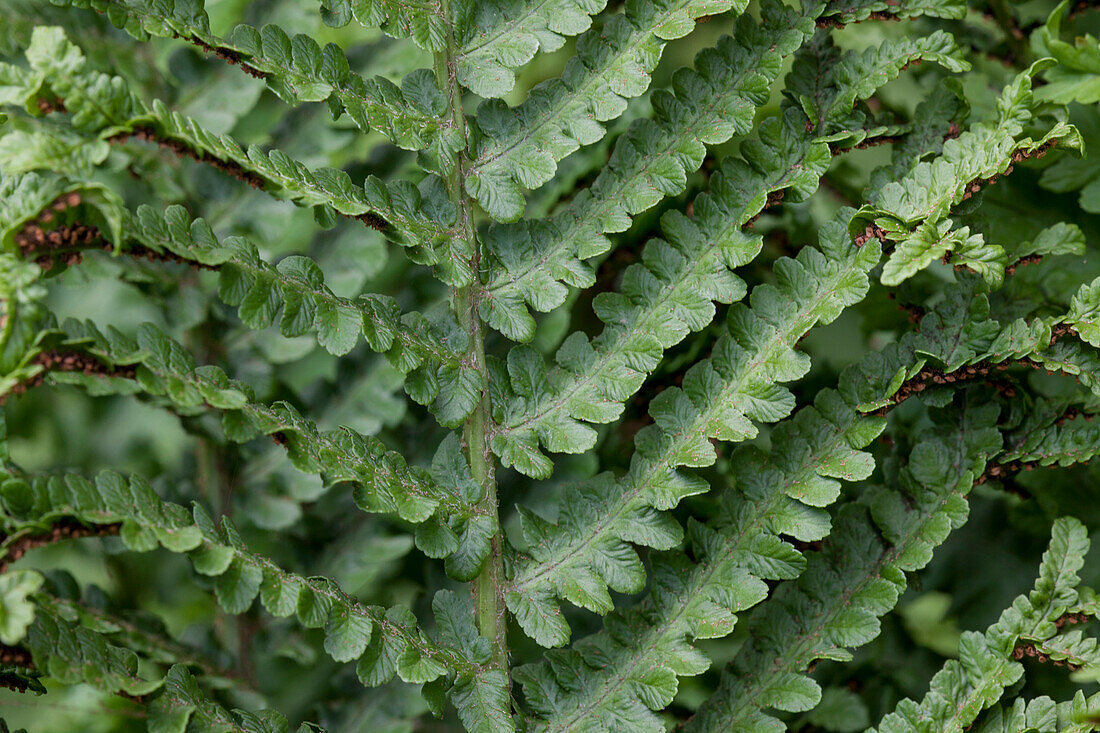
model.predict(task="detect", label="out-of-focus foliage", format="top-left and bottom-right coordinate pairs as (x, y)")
top-left (5, 0), bottom-right (1100, 731)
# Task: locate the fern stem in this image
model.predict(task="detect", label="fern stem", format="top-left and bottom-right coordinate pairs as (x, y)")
top-left (433, 4), bottom-right (510, 676)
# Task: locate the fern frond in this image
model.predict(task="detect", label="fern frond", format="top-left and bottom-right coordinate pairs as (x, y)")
top-left (19, 608), bottom-right (323, 733)
top-left (0, 253), bottom-right (51, 397)
top-left (454, 0), bottom-right (606, 97)
top-left (0, 469), bottom-right (486, 682)
top-left (0, 569), bottom-right (41, 645)
top-left (870, 517), bottom-right (1094, 732)
top-left (684, 395), bottom-right (1004, 731)
top-left (12, 319), bottom-right (486, 535)
top-left (465, 0), bottom-right (740, 220)
top-left (537, 268), bottom-right (1100, 727)
top-left (1032, 338), bottom-right (1100, 397)
top-left (17, 591), bottom-right (268, 723)
top-left (507, 257), bottom-right (1094, 720)
top-left (1058, 691), bottom-right (1100, 733)
top-left (820, 0), bottom-right (965, 24)
top-left (852, 63), bottom-right (1084, 286)
top-left (0, 176), bottom-right (464, 364)
top-left (488, 110), bottom-right (826, 475)
top-left (50, 0), bottom-right (454, 152)
top-left (21, 604), bottom-right (161, 696)
top-left (837, 274), bottom-right (1100, 416)
top-left (34, 588), bottom-right (243, 688)
top-left (867, 81), bottom-right (969, 197)
top-left (0, 170), bottom-right (124, 248)
top-left (320, 0), bottom-right (448, 52)
top-left (504, 216), bottom-right (881, 646)
top-left (479, 0), bottom-right (822, 340)
top-left (785, 29), bottom-right (969, 130)
top-left (123, 203), bottom-right (464, 372)
top-left (489, 31), bottom-right (968, 472)
top-left (976, 691), bottom-right (1100, 733)
top-left (0, 27), bottom-right (454, 253)
top-left (1000, 410), bottom-right (1100, 471)
top-left (514, 389), bottom-right (885, 729)
top-left (1031, 0), bottom-right (1100, 106)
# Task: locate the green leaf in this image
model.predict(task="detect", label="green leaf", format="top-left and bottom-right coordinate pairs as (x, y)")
top-left (0, 569), bottom-right (43, 644)
top-left (480, 0), bottom-right (820, 329)
top-left (324, 608), bottom-right (373, 662)
top-left (432, 590), bottom-right (491, 665)
top-left (214, 556), bottom-right (262, 614)
top-left (507, 215), bottom-right (882, 646)
top-left (319, 0), bottom-right (447, 51)
top-left (455, 0), bottom-right (607, 97)
top-left (492, 26), bottom-right (969, 474)
top-left (0, 467), bottom-right (481, 694)
top-left (452, 670), bottom-right (515, 733)
top-left (0, 29), bottom-right (454, 252)
top-left (1067, 277), bottom-right (1100, 347)
top-left (872, 518), bottom-right (1093, 732)
top-left (854, 64), bottom-right (1084, 286)
top-left (467, 0), bottom-right (743, 221)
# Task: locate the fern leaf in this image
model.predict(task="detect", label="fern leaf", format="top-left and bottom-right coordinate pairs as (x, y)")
top-left (25, 596), bottom-right (273, 727)
top-left (684, 396), bottom-right (1004, 731)
top-left (465, 0), bottom-right (740, 220)
top-left (0, 469), bottom-right (486, 683)
top-left (25, 319), bottom-right (484, 531)
top-left (1066, 276), bottom-right (1100, 347)
top-left (545, 272), bottom-right (1100, 728)
top-left (22, 605), bottom-right (163, 697)
top-left (0, 569), bottom-right (42, 645)
top-left (1058, 691), bottom-right (1100, 733)
top-left (122, 203), bottom-right (466, 375)
top-left (51, 0), bottom-right (454, 152)
top-left (504, 216), bottom-right (881, 645)
top-left (150, 664), bottom-right (325, 732)
top-left (1001, 410), bottom-right (1100, 470)
top-left (852, 63), bottom-right (1084, 286)
top-left (508, 255), bottom-right (1084, 719)
top-left (870, 517), bottom-right (1092, 732)
top-left (479, 0), bottom-right (822, 339)
top-left (1031, 1), bottom-right (1100, 106)
top-left (821, 0), bottom-right (965, 24)
top-left (0, 127), bottom-right (112, 177)
top-left (454, 0), bottom-right (606, 97)
top-left (2, 183), bottom-right (465, 365)
top-left (0, 171), bottom-right (124, 248)
top-left (867, 81), bottom-right (969, 198)
top-left (319, 0), bottom-right (448, 52)
top-left (0, 253), bottom-right (53, 397)
top-left (515, 390), bottom-right (884, 729)
top-left (35, 587), bottom-right (243, 686)
top-left (0, 28), bottom-right (454, 254)
top-left (491, 30), bottom-right (968, 473)
top-left (785, 30), bottom-right (969, 129)
top-left (488, 110), bottom-right (826, 475)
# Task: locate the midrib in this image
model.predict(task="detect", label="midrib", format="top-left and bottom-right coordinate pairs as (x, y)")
top-left (542, 424), bottom-right (854, 731)
top-left (499, 158), bottom-right (810, 438)
top-left (510, 251), bottom-right (867, 593)
top-left (471, 0), bottom-right (704, 171)
top-left (484, 31), bottom-right (788, 297)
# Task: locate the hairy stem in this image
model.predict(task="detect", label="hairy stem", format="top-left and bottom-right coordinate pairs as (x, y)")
top-left (433, 4), bottom-right (509, 674)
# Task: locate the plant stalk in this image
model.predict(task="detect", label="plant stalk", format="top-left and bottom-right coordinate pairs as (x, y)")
top-left (433, 5), bottom-right (509, 675)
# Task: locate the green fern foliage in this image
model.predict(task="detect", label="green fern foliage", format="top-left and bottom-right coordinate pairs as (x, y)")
top-left (6, 0), bottom-right (1100, 730)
